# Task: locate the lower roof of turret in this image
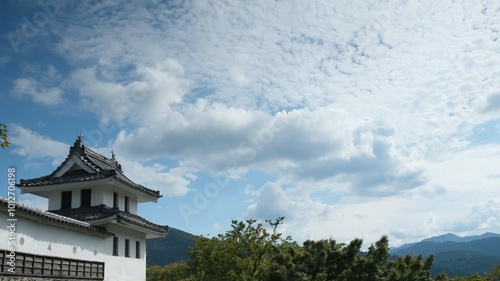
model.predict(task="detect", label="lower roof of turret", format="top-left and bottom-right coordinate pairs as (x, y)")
top-left (49, 204), bottom-right (170, 235)
top-left (0, 197), bottom-right (112, 237)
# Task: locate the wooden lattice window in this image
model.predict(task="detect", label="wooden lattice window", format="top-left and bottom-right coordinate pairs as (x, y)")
top-left (0, 249), bottom-right (104, 279)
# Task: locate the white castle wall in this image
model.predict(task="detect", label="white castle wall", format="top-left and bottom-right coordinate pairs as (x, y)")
top-left (0, 210), bottom-right (146, 281)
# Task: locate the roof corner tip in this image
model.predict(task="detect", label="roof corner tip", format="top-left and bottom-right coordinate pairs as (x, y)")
top-left (73, 131), bottom-right (85, 152)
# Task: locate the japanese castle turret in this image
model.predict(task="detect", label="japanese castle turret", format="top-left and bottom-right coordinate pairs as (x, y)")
top-left (0, 135), bottom-right (169, 281)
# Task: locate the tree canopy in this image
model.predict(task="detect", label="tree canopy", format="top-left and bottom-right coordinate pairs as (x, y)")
top-left (145, 217), bottom-right (495, 281)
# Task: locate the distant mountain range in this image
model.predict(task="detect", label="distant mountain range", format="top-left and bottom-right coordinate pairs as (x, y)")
top-left (390, 232), bottom-right (500, 277)
top-left (146, 230), bottom-right (500, 277)
top-left (390, 232), bottom-right (500, 253)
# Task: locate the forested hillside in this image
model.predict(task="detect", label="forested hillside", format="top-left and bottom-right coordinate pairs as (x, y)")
top-left (431, 250), bottom-right (500, 277)
top-left (391, 235), bottom-right (500, 277)
top-left (147, 228), bottom-right (196, 266)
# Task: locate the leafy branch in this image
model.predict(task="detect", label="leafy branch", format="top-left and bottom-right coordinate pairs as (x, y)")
top-left (0, 124), bottom-right (9, 149)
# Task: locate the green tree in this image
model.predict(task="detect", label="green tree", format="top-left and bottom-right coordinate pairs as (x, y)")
top-left (146, 265), bottom-right (164, 281)
top-left (187, 217), bottom-right (292, 281)
top-left (491, 265), bottom-right (500, 281)
top-left (451, 275), bottom-right (491, 281)
top-left (288, 238), bottom-right (364, 281)
top-left (386, 254), bottom-right (434, 281)
top-left (358, 235), bottom-right (392, 281)
top-left (447, 265), bottom-right (500, 281)
top-left (148, 262), bottom-right (194, 281)
top-left (0, 123), bottom-right (8, 148)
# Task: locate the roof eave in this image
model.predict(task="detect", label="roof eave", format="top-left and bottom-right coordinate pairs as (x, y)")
top-left (110, 179), bottom-right (161, 203)
top-left (18, 177), bottom-right (113, 196)
top-left (117, 219), bottom-right (169, 238)
top-left (78, 215), bottom-right (118, 225)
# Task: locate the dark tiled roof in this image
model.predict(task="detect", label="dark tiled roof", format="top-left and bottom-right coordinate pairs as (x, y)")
top-left (117, 212), bottom-right (171, 234)
top-left (21, 170), bottom-right (109, 186)
top-left (51, 205), bottom-right (170, 234)
top-left (49, 204), bottom-right (119, 221)
top-left (0, 197), bottom-right (112, 236)
top-left (18, 138), bottom-right (161, 199)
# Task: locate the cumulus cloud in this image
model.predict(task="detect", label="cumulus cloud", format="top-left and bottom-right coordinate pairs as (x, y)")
top-left (11, 64), bottom-right (64, 106)
top-left (243, 180), bottom-right (443, 245)
top-left (110, 101), bottom-right (269, 168)
top-left (447, 198), bottom-right (500, 233)
top-left (12, 78), bottom-right (63, 106)
top-left (109, 104), bottom-right (429, 197)
top-left (106, 157), bottom-right (195, 197)
top-left (70, 59), bottom-right (189, 124)
top-left (245, 182), bottom-right (299, 221)
top-left (243, 178), bottom-right (495, 247)
top-left (10, 63), bottom-right (63, 104)
top-left (10, 125), bottom-right (68, 165)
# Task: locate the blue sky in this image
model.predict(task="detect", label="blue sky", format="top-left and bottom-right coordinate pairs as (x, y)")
top-left (1, 0), bottom-right (499, 247)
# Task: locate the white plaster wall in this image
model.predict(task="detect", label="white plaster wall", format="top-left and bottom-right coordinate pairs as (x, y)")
top-left (104, 253), bottom-right (146, 280)
top-left (46, 186), bottom-right (141, 215)
top-left (101, 189), bottom-right (113, 207)
top-left (48, 192), bottom-right (61, 210)
top-left (117, 193), bottom-right (138, 213)
top-left (47, 188), bottom-right (114, 210)
top-left (0, 211), bottom-right (106, 262)
top-left (105, 224), bottom-right (146, 259)
top-left (103, 231), bottom-right (147, 280)
top-left (92, 188), bottom-right (105, 206)
top-left (129, 196), bottom-right (138, 214)
top-left (0, 211), bottom-right (147, 281)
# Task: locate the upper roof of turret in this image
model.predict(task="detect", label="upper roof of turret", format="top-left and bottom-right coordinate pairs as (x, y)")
top-left (18, 135), bottom-right (162, 200)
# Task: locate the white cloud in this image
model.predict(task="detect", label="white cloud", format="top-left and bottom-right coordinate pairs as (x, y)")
top-left (43, 0), bottom-right (497, 153)
top-left (47, 1), bottom-right (495, 149)
top-left (243, 179), bottom-right (496, 247)
top-left (11, 64), bottom-right (64, 106)
top-left (245, 182), bottom-right (300, 221)
top-left (12, 78), bottom-right (63, 106)
top-left (70, 59), bottom-right (189, 124)
top-left (445, 198), bottom-right (500, 234)
top-left (10, 125), bottom-right (68, 165)
top-left (110, 101), bottom-right (270, 168)
top-left (110, 105), bottom-right (429, 197)
top-left (244, 143), bottom-right (500, 246)
top-left (109, 158), bottom-right (195, 197)
top-left (243, 180), bottom-right (429, 246)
